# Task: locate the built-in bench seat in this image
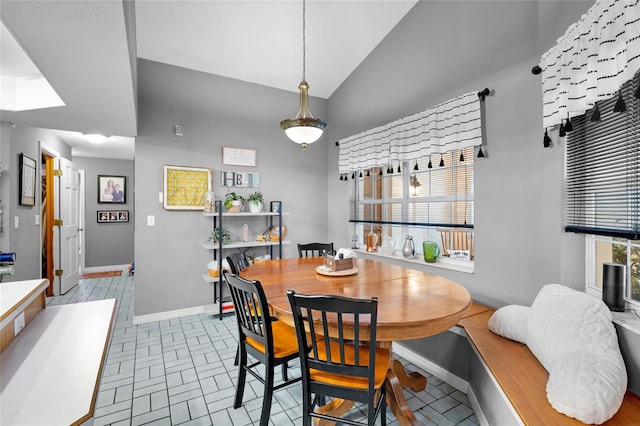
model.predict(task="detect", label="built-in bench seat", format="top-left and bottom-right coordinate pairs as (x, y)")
top-left (457, 303), bottom-right (640, 425)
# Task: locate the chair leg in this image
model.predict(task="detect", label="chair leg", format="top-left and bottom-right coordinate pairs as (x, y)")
top-left (234, 345), bottom-right (239, 366)
top-left (234, 351), bottom-right (247, 409)
top-left (303, 392), bottom-right (312, 426)
top-left (281, 361), bottom-right (288, 381)
top-left (260, 362), bottom-right (275, 426)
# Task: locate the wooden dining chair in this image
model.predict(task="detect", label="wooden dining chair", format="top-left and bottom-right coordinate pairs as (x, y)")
top-left (287, 290), bottom-right (389, 426)
top-left (297, 242), bottom-right (334, 258)
top-left (222, 271), bottom-right (301, 426)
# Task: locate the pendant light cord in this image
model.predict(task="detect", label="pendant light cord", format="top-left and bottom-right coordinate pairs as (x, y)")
top-left (302, 0), bottom-right (306, 81)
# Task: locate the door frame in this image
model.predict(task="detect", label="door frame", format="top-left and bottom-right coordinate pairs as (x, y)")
top-left (40, 143), bottom-right (59, 295)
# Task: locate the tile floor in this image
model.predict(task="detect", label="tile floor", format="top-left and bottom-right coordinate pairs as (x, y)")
top-left (47, 269), bottom-right (478, 426)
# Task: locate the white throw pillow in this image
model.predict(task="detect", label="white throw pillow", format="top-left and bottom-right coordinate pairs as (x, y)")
top-left (527, 284), bottom-right (619, 372)
top-left (488, 304), bottom-right (530, 344)
top-left (547, 351), bottom-right (627, 424)
top-left (526, 284), bottom-right (627, 424)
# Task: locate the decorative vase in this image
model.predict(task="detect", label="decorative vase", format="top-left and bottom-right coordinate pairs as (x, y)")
top-left (380, 236), bottom-right (396, 256)
top-left (402, 235), bottom-right (415, 258)
top-left (249, 201), bottom-right (262, 213)
top-left (365, 231), bottom-right (378, 252)
top-left (228, 200), bottom-right (242, 213)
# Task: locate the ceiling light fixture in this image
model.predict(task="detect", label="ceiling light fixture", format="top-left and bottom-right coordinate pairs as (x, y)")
top-left (280, 0), bottom-right (326, 151)
top-left (85, 134), bottom-right (108, 144)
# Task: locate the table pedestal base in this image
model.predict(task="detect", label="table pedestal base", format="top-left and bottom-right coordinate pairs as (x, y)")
top-left (313, 358), bottom-right (427, 426)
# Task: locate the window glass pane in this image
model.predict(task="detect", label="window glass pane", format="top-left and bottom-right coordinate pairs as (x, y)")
top-left (595, 240), bottom-right (626, 290)
top-left (430, 168), bottom-right (452, 196)
top-left (384, 174), bottom-right (403, 198)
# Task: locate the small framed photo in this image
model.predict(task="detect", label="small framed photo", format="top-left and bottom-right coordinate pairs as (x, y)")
top-left (222, 147), bottom-right (256, 167)
top-left (98, 175), bottom-right (126, 204)
top-left (163, 165), bottom-right (212, 210)
top-left (19, 153), bottom-right (37, 206)
top-left (97, 210), bottom-right (129, 223)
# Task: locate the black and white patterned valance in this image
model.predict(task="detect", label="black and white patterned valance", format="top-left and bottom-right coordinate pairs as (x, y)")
top-left (541, 0), bottom-right (640, 129)
top-left (338, 92), bottom-right (482, 173)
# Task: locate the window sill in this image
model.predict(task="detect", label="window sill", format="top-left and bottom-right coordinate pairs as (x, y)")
top-left (353, 248), bottom-right (474, 274)
top-left (612, 309), bottom-right (640, 335)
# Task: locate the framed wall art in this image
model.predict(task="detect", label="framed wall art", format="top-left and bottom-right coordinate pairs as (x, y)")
top-left (97, 210), bottom-right (129, 223)
top-left (98, 175), bottom-right (126, 203)
top-left (222, 147), bottom-right (256, 167)
top-left (19, 153), bottom-right (36, 206)
top-left (163, 165), bottom-right (212, 210)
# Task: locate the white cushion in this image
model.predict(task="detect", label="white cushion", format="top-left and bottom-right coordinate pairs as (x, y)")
top-left (487, 284), bottom-right (627, 424)
top-left (547, 351), bottom-right (627, 425)
top-left (526, 284), bottom-right (627, 424)
top-left (488, 304), bottom-right (530, 344)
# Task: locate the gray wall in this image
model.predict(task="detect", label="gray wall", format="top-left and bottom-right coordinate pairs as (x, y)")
top-left (73, 156), bottom-right (134, 267)
top-left (326, 0), bottom-right (590, 308)
top-left (0, 123), bottom-right (72, 281)
top-left (134, 59), bottom-right (329, 316)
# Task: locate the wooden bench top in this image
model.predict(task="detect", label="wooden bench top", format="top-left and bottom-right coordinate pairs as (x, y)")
top-left (458, 306), bottom-right (640, 425)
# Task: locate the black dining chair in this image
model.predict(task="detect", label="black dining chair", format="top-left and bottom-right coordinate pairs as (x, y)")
top-left (226, 251), bottom-right (249, 274)
top-left (297, 242), bottom-right (334, 258)
top-left (287, 290), bottom-right (389, 426)
top-left (222, 271), bottom-right (301, 426)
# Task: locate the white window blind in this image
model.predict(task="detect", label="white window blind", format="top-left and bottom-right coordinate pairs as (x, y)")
top-left (351, 147), bottom-right (474, 228)
top-left (565, 73), bottom-right (640, 240)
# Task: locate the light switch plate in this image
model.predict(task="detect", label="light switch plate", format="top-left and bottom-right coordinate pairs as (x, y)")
top-left (147, 215), bottom-right (155, 226)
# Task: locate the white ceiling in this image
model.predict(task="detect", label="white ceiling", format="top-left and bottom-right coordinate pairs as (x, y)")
top-left (0, 0), bottom-right (417, 160)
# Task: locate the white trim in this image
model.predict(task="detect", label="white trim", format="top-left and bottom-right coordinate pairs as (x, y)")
top-left (133, 303), bottom-right (217, 325)
top-left (466, 386), bottom-right (490, 426)
top-left (81, 264), bottom-right (129, 274)
top-left (393, 343), bottom-right (468, 393)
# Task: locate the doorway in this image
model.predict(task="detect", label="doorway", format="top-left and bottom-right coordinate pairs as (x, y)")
top-left (41, 153), bottom-right (54, 296)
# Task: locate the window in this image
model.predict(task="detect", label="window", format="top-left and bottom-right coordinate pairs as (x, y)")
top-left (351, 147), bottom-right (474, 261)
top-left (586, 235), bottom-right (640, 305)
top-left (566, 72), bottom-right (640, 306)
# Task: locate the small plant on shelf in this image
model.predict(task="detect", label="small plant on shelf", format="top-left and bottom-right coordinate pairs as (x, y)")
top-left (247, 191), bottom-right (264, 213)
top-left (224, 191), bottom-right (244, 212)
top-left (209, 227), bottom-right (231, 245)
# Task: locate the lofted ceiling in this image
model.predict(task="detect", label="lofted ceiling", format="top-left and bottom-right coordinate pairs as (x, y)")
top-left (0, 0), bottom-right (417, 159)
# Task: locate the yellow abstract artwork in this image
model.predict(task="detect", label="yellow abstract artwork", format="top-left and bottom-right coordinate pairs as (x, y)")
top-left (163, 165), bottom-right (212, 210)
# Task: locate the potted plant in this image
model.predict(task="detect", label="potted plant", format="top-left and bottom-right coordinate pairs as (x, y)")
top-left (247, 191), bottom-right (264, 213)
top-left (209, 227), bottom-right (231, 245)
top-left (224, 191), bottom-right (244, 213)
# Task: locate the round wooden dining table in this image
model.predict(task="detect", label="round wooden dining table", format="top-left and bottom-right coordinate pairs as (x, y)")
top-left (241, 256), bottom-right (472, 426)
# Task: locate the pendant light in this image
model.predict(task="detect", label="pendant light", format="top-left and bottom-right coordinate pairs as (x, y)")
top-left (280, 0), bottom-right (327, 151)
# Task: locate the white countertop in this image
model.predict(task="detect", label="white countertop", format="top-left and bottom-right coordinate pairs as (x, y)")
top-left (0, 298), bottom-right (116, 425)
top-left (0, 279), bottom-right (48, 323)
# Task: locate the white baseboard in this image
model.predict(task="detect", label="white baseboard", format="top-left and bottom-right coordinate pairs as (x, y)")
top-left (393, 343), bottom-right (468, 393)
top-left (81, 264), bottom-right (129, 273)
top-left (133, 303), bottom-right (217, 325)
top-left (466, 385), bottom-right (490, 426)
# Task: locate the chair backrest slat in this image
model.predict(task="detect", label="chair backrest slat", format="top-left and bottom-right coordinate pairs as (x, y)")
top-left (223, 271), bottom-right (273, 355)
top-left (297, 242), bottom-right (334, 258)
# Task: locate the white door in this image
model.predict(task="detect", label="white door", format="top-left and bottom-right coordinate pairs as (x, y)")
top-left (78, 170), bottom-right (86, 272)
top-left (54, 157), bottom-right (80, 294)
